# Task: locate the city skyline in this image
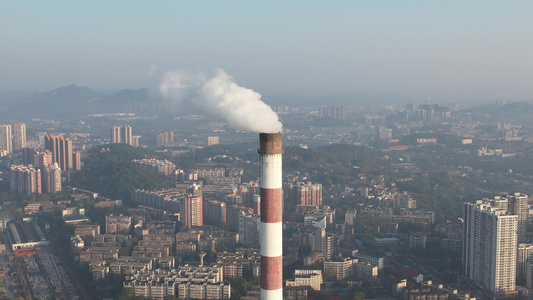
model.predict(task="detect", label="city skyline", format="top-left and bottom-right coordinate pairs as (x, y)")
top-left (2, 1), bottom-right (533, 104)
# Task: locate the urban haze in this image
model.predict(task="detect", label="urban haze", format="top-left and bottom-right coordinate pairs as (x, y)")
top-left (0, 2), bottom-right (533, 300)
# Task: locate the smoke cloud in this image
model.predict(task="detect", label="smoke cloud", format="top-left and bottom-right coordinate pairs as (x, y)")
top-left (159, 68), bottom-right (283, 133)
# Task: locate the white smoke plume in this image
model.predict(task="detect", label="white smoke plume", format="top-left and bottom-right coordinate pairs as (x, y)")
top-left (159, 68), bottom-right (283, 133)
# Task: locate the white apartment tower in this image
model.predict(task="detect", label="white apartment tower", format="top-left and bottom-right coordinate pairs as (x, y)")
top-left (13, 123), bottom-right (26, 150)
top-left (110, 126), bottom-right (121, 143)
top-left (122, 125), bottom-right (133, 146)
top-left (0, 124), bottom-right (12, 154)
top-left (110, 125), bottom-right (134, 146)
top-left (517, 243), bottom-right (533, 281)
top-left (507, 193), bottom-right (528, 243)
top-left (463, 200), bottom-right (517, 295)
top-left (43, 163), bottom-right (62, 194)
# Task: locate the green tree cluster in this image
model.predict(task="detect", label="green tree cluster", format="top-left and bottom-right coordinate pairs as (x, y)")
top-left (70, 144), bottom-right (168, 203)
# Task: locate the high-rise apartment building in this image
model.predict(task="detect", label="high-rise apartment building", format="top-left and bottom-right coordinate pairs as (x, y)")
top-left (22, 149), bottom-right (60, 194)
top-left (59, 137), bottom-right (73, 171)
top-left (22, 148), bottom-right (38, 165)
top-left (507, 193), bottom-right (528, 243)
top-left (156, 131), bottom-right (174, 147)
top-left (181, 195), bottom-right (203, 228)
top-left (517, 243), bottom-right (533, 281)
top-left (288, 182), bottom-right (322, 206)
top-left (311, 228), bottom-right (334, 260)
top-left (13, 123), bottom-right (26, 150)
top-left (0, 124), bottom-right (12, 154)
top-left (207, 136), bottom-right (219, 146)
top-left (463, 200), bottom-right (517, 295)
top-left (122, 125), bottom-right (133, 146)
top-left (72, 151), bottom-right (82, 171)
top-left (110, 125), bottom-right (134, 146)
top-left (110, 126), bottom-right (121, 143)
top-left (132, 136), bottom-right (140, 147)
top-left (226, 204), bottom-right (253, 229)
top-left (10, 165), bottom-right (41, 195)
top-left (238, 214), bottom-right (260, 248)
top-left (45, 134), bottom-right (74, 171)
top-left (204, 200), bottom-right (227, 224)
top-left (45, 134), bottom-right (73, 171)
top-left (319, 106), bottom-right (347, 119)
top-left (42, 163), bottom-right (62, 194)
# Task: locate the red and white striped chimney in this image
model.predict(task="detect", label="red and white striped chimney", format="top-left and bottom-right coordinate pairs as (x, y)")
top-left (259, 132), bottom-right (283, 300)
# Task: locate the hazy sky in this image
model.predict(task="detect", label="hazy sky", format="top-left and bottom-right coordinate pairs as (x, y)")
top-left (2, 1), bottom-right (533, 104)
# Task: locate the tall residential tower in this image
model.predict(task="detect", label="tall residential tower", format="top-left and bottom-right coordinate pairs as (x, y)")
top-left (463, 200), bottom-right (517, 296)
top-left (0, 125), bottom-right (12, 154)
top-left (13, 123), bottom-right (26, 150)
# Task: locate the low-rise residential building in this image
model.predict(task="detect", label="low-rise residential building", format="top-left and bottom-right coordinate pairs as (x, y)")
top-left (323, 257), bottom-right (356, 281)
top-left (124, 265), bottom-right (231, 300)
top-left (285, 268), bottom-right (323, 291)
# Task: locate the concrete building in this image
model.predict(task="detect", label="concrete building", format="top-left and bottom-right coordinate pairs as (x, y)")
top-left (526, 260), bottom-right (533, 291)
top-left (319, 106), bottom-right (346, 119)
top-left (207, 136), bottom-right (220, 146)
top-left (182, 195), bottom-right (203, 228)
top-left (310, 228), bottom-right (334, 260)
top-left (105, 215), bottom-right (132, 234)
top-left (10, 165), bottom-right (41, 195)
top-left (45, 134), bottom-right (73, 171)
top-left (8, 221), bottom-right (50, 250)
top-left (323, 257), bottom-right (356, 281)
top-left (42, 163), bottom-right (62, 194)
top-left (131, 189), bottom-right (203, 228)
top-left (110, 125), bottom-right (133, 146)
top-left (72, 151), bottom-right (82, 171)
top-left (122, 125), bottom-right (133, 146)
top-left (517, 243), bottom-right (533, 281)
top-left (506, 193), bottom-right (528, 243)
top-left (204, 200), bottom-right (227, 224)
top-left (355, 262), bottom-right (378, 282)
top-left (74, 224), bottom-right (101, 241)
top-left (33, 150), bottom-right (53, 169)
top-left (285, 268), bottom-right (323, 291)
top-left (304, 215), bottom-right (326, 229)
top-left (156, 131), bottom-right (174, 147)
top-left (0, 124), bottom-right (12, 154)
top-left (132, 135), bottom-right (141, 147)
top-left (353, 252), bottom-right (385, 270)
top-left (287, 181), bottom-right (322, 206)
top-left (345, 209), bottom-right (356, 226)
top-left (124, 266), bottom-right (231, 299)
top-left (226, 204), bottom-right (252, 229)
top-left (110, 126), bottom-right (121, 143)
top-left (214, 249), bottom-right (261, 278)
top-left (463, 200), bottom-right (517, 295)
top-left (409, 232), bottom-right (427, 249)
top-left (239, 214), bottom-right (260, 248)
top-left (13, 123), bottom-right (26, 150)
top-left (133, 158), bottom-right (176, 176)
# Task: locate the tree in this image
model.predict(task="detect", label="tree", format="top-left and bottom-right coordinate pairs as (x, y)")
top-left (115, 287), bottom-right (134, 300)
top-left (354, 291), bottom-right (365, 300)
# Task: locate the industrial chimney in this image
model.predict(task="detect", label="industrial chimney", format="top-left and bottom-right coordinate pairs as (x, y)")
top-left (259, 132), bottom-right (283, 300)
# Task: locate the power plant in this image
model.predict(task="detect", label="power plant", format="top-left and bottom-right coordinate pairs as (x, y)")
top-left (259, 133), bottom-right (283, 300)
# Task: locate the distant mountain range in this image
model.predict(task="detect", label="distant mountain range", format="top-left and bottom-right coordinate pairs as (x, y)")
top-left (458, 101), bottom-right (533, 124)
top-left (0, 84), bottom-right (162, 120)
top-left (2, 84), bottom-right (532, 122)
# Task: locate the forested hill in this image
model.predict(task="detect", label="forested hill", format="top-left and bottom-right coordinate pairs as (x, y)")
top-left (283, 144), bottom-right (383, 185)
top-left (70, 144), bottom-right (168, 203)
